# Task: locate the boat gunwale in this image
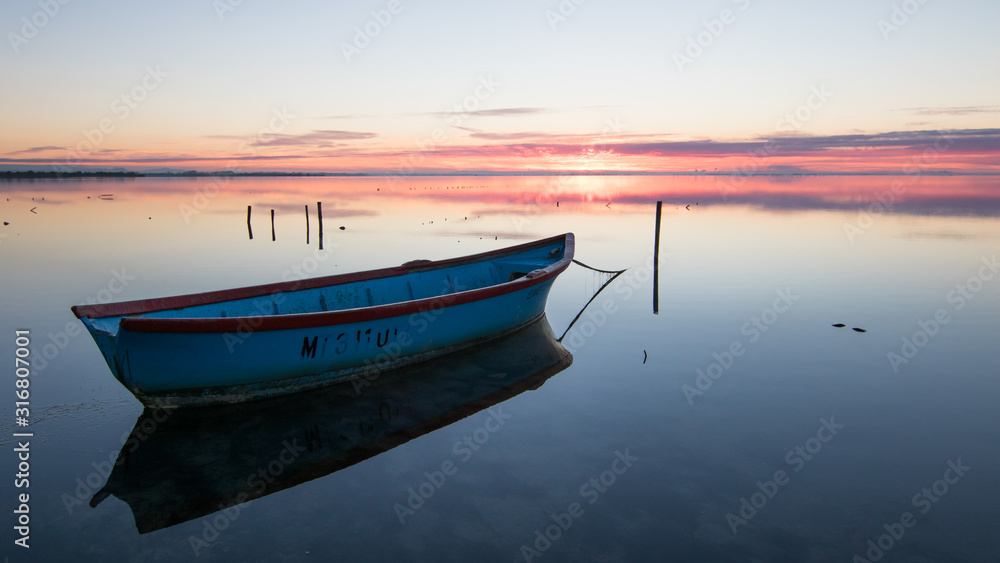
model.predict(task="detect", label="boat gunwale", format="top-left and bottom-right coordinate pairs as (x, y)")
top-left (71, 233), bottom-right (575, 334)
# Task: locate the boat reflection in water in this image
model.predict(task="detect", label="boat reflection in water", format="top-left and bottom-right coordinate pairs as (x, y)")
top-left (90, 315), bottom-right (572, 533)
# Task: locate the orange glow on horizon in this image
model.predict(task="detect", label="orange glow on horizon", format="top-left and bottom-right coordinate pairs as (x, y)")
top-left (3, 132), bottom-right (999, 175)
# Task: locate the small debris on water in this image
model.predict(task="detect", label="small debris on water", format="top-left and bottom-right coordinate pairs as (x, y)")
top-left (339, 226), bottom-right (346, 230)
top-left (832, 323), bottom-right (846, 328)
top-left (852, 328), bottom-right (867, 333)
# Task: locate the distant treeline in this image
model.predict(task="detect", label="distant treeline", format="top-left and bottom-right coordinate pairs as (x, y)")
top-left (0, 170), bottom-right (334, 179)
top-left (1, 170), bottom-right (144, 179)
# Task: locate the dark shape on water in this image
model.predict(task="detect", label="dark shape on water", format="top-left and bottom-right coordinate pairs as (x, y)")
top-left (317, 201), bottom-right (323, 250)
top-left (643, 350), bottom-right (648, 364)
top-left (3, 222), bottom-right (8, 226)
top-left (271, 209), bottom-right (276, 241)
top-left (654, 201), bottom-right (662, 314)
top-left (832, 323), bottom-right (846, 328)
top-left (852, 328), bottom-right (867, 333)
top-left (339, 226), bottom-right (346, 230)
top-left (88, 317), bottom-right (571, 534)
top-left (246, 205), bottom-right (253, 240)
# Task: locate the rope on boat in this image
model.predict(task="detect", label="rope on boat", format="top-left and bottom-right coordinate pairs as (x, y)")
top-left (571, 259), bottom-right (627, 275)
top-left (557, 261), bottom-right (628, 343)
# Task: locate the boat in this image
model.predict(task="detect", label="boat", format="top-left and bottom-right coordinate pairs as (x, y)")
top-left (88, 316), bottom-right (572, 533)
top-left (72, 233), bottom-right (574, 407)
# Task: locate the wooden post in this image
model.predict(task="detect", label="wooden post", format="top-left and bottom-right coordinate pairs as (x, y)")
top-left (305, 204), bottom-right (310, 244)
top-left (271, 209), bottom-right (276, 241)
top-left (653, 201), bottom-right (662, 314)
top-left (317, 201), bottom-right (323, 250)
top-left (247, 205), bottom-right (253, 240)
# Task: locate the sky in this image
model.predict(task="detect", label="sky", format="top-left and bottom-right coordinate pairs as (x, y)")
top-left (1, 0), bottom-right (999, 174)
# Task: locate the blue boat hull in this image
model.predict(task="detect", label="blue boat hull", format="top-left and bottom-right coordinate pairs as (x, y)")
top-left (73, 234), bottom-right (574, 406)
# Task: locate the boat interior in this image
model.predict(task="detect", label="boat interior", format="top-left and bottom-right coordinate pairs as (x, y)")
top-left (86, 239), bottom-right (567, 334)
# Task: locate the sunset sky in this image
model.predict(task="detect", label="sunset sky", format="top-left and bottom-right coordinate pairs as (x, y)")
top-left (2, 0), bottom-right (999, 174)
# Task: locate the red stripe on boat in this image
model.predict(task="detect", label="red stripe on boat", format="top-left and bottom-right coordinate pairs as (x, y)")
top-left (72, 233), bottom-right (575, 334)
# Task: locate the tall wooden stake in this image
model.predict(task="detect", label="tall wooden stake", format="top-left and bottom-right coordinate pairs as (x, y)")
top-left (653, 201), bottom-right (662, 314)
top-left (317, 201), bottom-right (324, 250)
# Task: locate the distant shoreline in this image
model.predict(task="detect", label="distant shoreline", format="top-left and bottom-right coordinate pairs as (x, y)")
top-left (2, 170), bottom-right (999, 179)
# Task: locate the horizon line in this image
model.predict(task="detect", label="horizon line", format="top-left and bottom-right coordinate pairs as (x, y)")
top-left (4, 169), bottom-right (1000, 178)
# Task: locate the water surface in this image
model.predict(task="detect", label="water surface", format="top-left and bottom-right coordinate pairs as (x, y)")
top-left (1, 175), bottom-right (998, 562)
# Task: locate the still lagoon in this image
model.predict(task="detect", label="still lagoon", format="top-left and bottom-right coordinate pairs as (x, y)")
top-left (1, 174), bottom-right (999, 562)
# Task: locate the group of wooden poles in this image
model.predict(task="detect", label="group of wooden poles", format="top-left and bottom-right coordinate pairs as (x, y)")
top-left (247, 202), bottom-right (325, 249)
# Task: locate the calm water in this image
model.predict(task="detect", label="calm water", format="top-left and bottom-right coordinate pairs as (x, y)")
top-left (2, 175), bottom-right (999, 562)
